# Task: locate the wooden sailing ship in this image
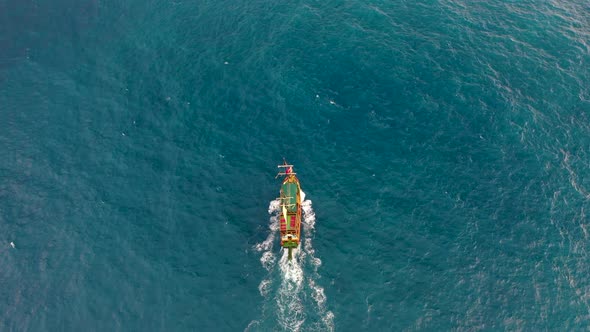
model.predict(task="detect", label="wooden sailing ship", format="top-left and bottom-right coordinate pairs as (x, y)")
top-left (276, 161), bottom-right (302, 260)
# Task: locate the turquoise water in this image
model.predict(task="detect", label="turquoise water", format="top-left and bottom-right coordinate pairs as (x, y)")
top-left (1, 0), bottom-right (590, 330)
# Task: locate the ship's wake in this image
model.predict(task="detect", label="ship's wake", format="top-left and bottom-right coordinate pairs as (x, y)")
top-left (247, 192), bottom-right (334, 332)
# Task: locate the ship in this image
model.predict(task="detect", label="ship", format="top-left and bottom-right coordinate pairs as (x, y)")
top-left (276, 161), bottom-right (302, 261)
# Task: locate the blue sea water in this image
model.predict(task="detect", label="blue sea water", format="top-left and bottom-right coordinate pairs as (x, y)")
top-left (1, 0), bottom-right (590, 330)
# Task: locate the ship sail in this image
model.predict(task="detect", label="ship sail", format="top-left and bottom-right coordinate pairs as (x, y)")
top-left (282, 205), bottom-right (288, 226)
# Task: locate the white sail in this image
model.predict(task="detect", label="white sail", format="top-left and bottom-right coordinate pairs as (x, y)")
top-left (282, 205), bottom-right (288, 223)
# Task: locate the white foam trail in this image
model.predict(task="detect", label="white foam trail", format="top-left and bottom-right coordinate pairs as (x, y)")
top-left (258, 279), bottom-right (272, 297)
top-left (276, 248), bottom-right (305, 331)
top-left (301, 194), bottom-right (335, 331)
top-left (268, 199), bottom-right (281, 214)
top-left (301, 192), bottom-right (315, 231)
top-left (249, 192), bottom-right (333, 332)
top-left (256, 200), bottom-right (280, 271)
top-left (253, 199), bottom-right (281, 321)
top-left (279, 248), bottom-right (304, 286)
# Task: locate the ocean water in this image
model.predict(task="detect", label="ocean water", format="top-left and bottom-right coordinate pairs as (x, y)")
top-left (1, 0), bottom-right (590, 330)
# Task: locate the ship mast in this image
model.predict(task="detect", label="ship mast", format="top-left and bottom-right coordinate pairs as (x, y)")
top-left (276, 164), bottom-right (296, 178)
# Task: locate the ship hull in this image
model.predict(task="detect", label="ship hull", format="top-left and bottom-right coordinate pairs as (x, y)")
top-left (279, 175), bottom-right (302, 256)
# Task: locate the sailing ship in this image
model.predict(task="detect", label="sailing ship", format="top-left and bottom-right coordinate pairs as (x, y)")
top-left (276, 161), bottom-right (302, 260)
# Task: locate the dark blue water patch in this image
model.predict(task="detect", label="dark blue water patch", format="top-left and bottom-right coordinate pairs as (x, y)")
top-left (2, 0), bottom-right (590, 330)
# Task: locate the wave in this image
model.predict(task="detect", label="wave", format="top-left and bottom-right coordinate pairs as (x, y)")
top-left (247, 192), bottom-right (334, 332)
top-left (301, 195), bottom-right (334, 331)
